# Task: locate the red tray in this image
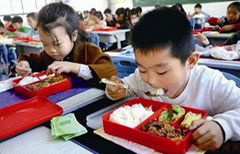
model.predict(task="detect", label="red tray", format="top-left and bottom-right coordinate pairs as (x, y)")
top-left (92, 27), bottom-right (118, 31)
top-left (0, 96), bottom-right (63, 140)
top-left (103, 98), bottom-right (208, 154)
top-left (13, 72), bottom-right (72, 98)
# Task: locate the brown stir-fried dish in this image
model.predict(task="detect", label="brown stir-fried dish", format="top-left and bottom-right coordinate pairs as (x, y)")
top-left (142, 120), bottom-right (188, 141)
top-left (25, 76), bottom-right (65, 91)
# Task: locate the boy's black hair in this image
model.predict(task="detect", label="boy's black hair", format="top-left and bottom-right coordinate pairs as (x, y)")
top-left (116, 7), bottom-right (125, 16)
top-left (12, 16), bottom-right (23, 24)
top-left (3, 16), bottom-right (12, 22)
top-left (195, 3), bottom-right (202, 9)
top-left (228, 2), bottom-right (240, 12)
top-left (130, 8), bottom-right (137, 15)
top-left (136, 7), bottom-right (142, 14)
top-left (104, 8), bottom-right (112, 14)
top-left (131, 7), bottom-right (194, 64)
top-left (37, 2), bottom-right (87, 42)
top-left (27, 12), bottom-right (38, 21)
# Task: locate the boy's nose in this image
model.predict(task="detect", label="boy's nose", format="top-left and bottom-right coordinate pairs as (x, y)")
top-left (146, 74), bottom-right (159, 87)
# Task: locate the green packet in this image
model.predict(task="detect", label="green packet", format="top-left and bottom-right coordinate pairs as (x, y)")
top-left (51, 113), bottom-right (88, 140)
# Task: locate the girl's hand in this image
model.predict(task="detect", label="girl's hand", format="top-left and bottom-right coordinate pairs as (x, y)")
top-left (16, 60), bottom-right (32, 76)
top-left (47, 61), bottom-right (80, 74)
top-left (106, 75), bottom-right (127, 100)
top-left (217, 18), bottom-right (223, 24)
top-left (190, 119), bottom-right (224, 151)
top-left (219, 25), bottom-right (234, 32)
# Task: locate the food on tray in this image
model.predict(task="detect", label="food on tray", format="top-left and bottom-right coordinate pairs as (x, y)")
top-left (25, 76), bottom-right (65, 91)
top-left (109, 103), bottom-right (154, 128)
top-left (148, 88), bottom-right (165, 96)
top-left (181, 112), bottom-right (202, 128)
top-left (18, 73), bottom-right (55, 86)
top-left (18, 76), bottom-right (40, 86)
top-left (142, 120), bottom-right (188, 140)
top-left (159, 104), bottom-right (185, 123)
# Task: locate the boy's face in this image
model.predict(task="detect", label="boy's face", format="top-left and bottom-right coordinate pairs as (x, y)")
top-left (4, 20), bottom-right (11, 26)
top-left (12, 23), bottom-right (22, 31)
top-left (38, 26), bottom-right (77, 60)
top-left (27, 17), bottom-right (37, 30)
top-left (105, 13), bottom-right (112, 21)
top-left (135, 48), bottom-right (196, 99)
top-left (194, 8), bottom-right (201, 14)
top-left (227, 7), bottom-right (240, 23)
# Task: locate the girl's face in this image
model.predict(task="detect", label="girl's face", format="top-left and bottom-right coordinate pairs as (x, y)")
top-left (227, 7), bottom-right (240, 23)
top-left (135, 48), bottom-right (197, 99)
top-left (93, 15), bottom-right (100, 23)
top-left (105, 13), bottom-right (112, 21)
top-left (38, 26), bottom-right (77, 60)
top-left (27, 17), bottom-right (37, 30)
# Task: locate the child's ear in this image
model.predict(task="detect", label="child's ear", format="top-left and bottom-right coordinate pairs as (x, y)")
top-left (72, 30), bottom-right (78, 42)
top-left (187, 52), bottom-right (200, 69)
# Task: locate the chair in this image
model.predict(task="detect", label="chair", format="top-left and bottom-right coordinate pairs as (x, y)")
top-left (111, 56), bottom-right (137, 78)
top-left (188, 18), bottom-right (195, 30)
top-left (194, 17), bottom-right (205, 30)
top-left (87, 32), bottom-right (100, 46)
top-left (222, 72), bottom-right (240, 88)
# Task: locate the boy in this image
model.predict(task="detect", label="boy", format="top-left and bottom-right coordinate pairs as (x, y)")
top-left (106, 7), bottom-right (240, 151)
top-left (104, 8), bottom-right (116, 27)
top-left (192, 3), bottom-right (210, 22)
top-left (12, 16), bottom-right (31, 37)
top-left (3, 15), bottom-right (15, 32)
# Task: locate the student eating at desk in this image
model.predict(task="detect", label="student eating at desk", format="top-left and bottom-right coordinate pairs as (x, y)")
top-left (15, 2), bottom-right (117, 88)
top-left (105, 7), bottom-right (240, 152)
top-left (208, 2), bottom-right (240, 33)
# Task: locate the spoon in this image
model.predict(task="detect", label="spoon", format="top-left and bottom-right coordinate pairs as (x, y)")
top-left (100, 78), bottom-right (164, 97)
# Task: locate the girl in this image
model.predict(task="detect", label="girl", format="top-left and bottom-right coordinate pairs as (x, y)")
top-left (91, 11), bottom-right (107, 29)
top-left (16, 2), bottom-right (117, 86)
top-left (208, 2), bottom-right (240, 32)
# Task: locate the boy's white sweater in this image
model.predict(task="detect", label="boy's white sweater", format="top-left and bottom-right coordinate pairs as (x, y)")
top-left (107, 65), bottom-right (240, 142)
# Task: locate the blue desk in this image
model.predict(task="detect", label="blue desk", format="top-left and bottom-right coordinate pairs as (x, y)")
top-left (0, 77), bottom-right (105, 113)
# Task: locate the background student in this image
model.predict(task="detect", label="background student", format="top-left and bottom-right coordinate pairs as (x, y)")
top-left (3, 15), bottom-right (15, 32)
top-left (115, 7), bottom-right (132, 29)
top-left (105, 7), bottom-right (240, 151)
top-left (26, 12), bottom-right (39, 40)
top-left (16, 2), bottom-right (117, 87)
top-left (12, 16), bottom-right (31, 37)
top-left (208, 2), bottom-right (240, 32)
top-left (104, 8), bottom-right (116, 27)
top-left (191, 3), bottom-right (210, 22)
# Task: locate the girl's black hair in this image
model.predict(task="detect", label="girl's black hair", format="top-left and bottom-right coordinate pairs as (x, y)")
top-left (93, 11), bottom-right (104, 20)
top-left (131, 7), bottom-right (194, 64)
top-left (37, 2), bottom-right (87, 42)
top-left (228, 2), bottom-right (240, 12)
top-left (27, 12), bottom-right (38, 21)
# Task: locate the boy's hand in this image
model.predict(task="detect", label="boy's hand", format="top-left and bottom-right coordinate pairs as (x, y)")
top-left (219, 25), bottom-right (234, 32)
top-left (190, 119), bottom-right (224, 151)
top-left (106, 75), bottom-right (126, 100)
top-left (196, 33), bottom-right (210, 46)
top-left (16, 60), bottom-right (32, 76)
top-left (47, 61), bottom-right (80, 74)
